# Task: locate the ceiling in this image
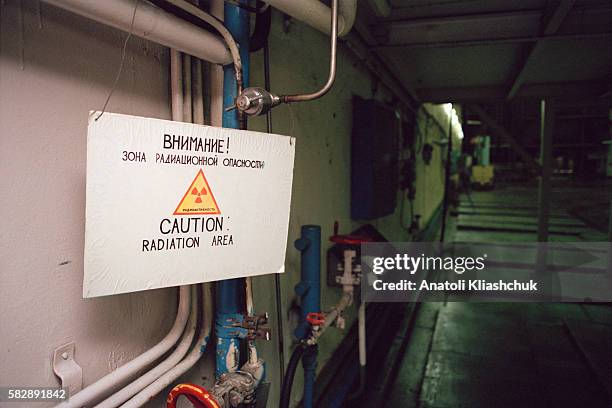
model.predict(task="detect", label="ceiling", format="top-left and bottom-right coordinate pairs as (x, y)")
top-left (354, 0), bottom-right (612, 103)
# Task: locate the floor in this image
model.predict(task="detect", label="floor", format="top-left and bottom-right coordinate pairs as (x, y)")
top-left (385, 181), bottom-right (612, 408)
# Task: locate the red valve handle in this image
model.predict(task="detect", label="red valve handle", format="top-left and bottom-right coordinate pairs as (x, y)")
top-left (330, 220), bottom-right (372, 245)
top-left (329, 234), bottom-right (372, 245)
top-left (166, 384), bottom-right (221, 408)
top-left (306, 312), bottom-right (325, 326)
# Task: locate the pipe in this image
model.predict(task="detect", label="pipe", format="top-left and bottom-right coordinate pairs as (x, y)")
top-left (122, 283), bottom-right (214, 408)
top-left (193, 59), bottom-right (205, 125)
top-left (250, 33), bottom-right (285, 378)
top-left (302, 345), bottom-right (317, 408)
top-left (261, 36), bottom-right (287, 380)
top-left (241, 277), bottom-right (265, 394)
top-left (182, 55), bottom-right (193, 123)
top-left (293, 225), bottom-right (321, 340)
top-left (244, 277), bottom-right (258, 366)
top-left (321, 292), bottom-right (352, 332)
top-left (293, 225), bottom-right (322, 408)
top-left (56, 49), bottom-right (193, 408)
top-left (119, 50), bottom-right (212, 406)
top-left (264, 0), bottom-right (356, 37)
top-left (346, 301), bottom-right (366, 400)
top-left (95, 286), bottom-right (199, 408)
top-left (53, 286), bottom-right (191, 408)
top-left (215, 0), bottom-right (250, 378)
top-left (43, 0), bottom-right (231, 65)
top-left (357, 302), bottom-right (366, 368)
top-left (324, 303), bottom-right (400, 407)
top-left (170, 50), bottom-right (184, 121)
top-left (161, 0), bottom-right (244, 98)
top-left (280, 0), bottom-right (338, 103)
top-left (232, 0), bottom-right (345, 116)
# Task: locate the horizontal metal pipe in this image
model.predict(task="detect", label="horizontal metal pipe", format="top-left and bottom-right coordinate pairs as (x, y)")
top-left (264, 0), bottom-right (355, 37)
top-left (43, 0), bottom-right (232, 64)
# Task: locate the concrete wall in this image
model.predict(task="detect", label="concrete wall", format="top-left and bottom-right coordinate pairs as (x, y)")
top-left (0, 1), bottom-right (179, 406)
top-left (0, 2), bottom-right (453, 407)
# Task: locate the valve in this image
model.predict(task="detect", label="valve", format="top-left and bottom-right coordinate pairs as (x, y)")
top-left (306, 312), bottom-right (325, 327)
top-left (303, 312), bottom-right (325, 345)
top-left (217, 313), bottom-right (271, 341)
top-left (329, 221), bottom-right (372, 246)
top-left (211, 357), bottom-right (264, 408)
top-left (213, 371), bottom-right (257, 407)
top-left (228, 87), bottom-right (281, 116)
top-left (166, 384), bottom-right (220, 408)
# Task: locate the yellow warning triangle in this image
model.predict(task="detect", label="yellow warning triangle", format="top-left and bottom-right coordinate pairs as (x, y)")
top-left (174, 169), bottom-right (221, 215)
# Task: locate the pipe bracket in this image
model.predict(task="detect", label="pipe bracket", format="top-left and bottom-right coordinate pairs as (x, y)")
top-left (52, 342), bottom-right (82, 396)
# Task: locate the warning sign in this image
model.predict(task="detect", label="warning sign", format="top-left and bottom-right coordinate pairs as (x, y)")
top-left (174, 169), bottom-right (221, 215)
top-left (84, 112), bottom-right (296, 298)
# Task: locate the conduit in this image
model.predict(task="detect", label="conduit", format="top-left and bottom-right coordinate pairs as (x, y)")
top-left (43, 0), bottom-right (231, 65)
top-left (115, 42), bottom-right (211, 408)
top-left (121, 283), bottom-right (213, 408)
top-left (279, 344), bottom-right (309, 408)
top-left (193, 59), bottom-right (205, 125)
top-left (95, 287), bottom-right (199, 408)
top-left (116, 43), bottom-right (212, 408)
top-left (182, 55), bottom-right (193, 123)
top-left (170, 50), bottom-right (184, 121)
top-left (54, 286), bottom-right (191, 408)
top-left (264, 0), bottom-right (356, 37)
top-left (323, 293), bottom-right (352, 332)
top-left (231, 0), bottom-right (344, 115)
top-left (346, 301), bottom-right (366, 400)
top-left (57, 43), bottom-right (199, 408)
top-left (160, 0), bottom-right (244, 98)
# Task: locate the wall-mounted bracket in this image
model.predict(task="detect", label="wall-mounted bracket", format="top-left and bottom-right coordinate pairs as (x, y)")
top-left (52, 342), bottom-right (82, 396)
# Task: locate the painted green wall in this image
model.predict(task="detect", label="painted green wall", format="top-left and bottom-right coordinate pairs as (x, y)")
top-left (245, 12), bottom-right (457, 407)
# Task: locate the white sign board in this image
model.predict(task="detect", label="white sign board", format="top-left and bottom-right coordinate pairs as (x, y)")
top-left (84, 112), bottom-right (295, 298)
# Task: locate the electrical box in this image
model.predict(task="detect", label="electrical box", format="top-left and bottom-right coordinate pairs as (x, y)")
top-left (351, 97), bottom-right (399, 220)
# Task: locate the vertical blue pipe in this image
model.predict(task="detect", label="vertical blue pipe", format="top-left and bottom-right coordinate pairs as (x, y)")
top-left (216, 0), bottom-right (249, 378)
top-left (293, 225), bottom-right (321, 339)
top-left (294, 225), bottom-right (321, 408)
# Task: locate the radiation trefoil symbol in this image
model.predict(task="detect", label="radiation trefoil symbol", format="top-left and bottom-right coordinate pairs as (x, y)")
top-left (192, 186), bottom-right (206, 203)
top-left (174, 169), bottom-right (221, 215)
